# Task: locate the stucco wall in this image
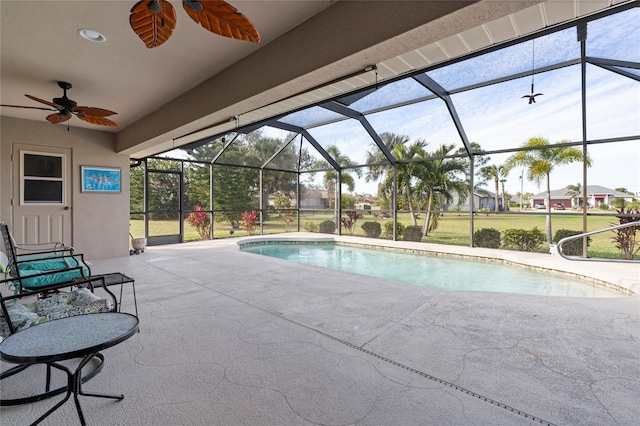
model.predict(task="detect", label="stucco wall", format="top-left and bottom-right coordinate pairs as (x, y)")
top-left (0, 116), bottom-right (129, 259)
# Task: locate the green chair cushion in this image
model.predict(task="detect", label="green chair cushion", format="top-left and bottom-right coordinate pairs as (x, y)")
top-left (17, 268), bottom-right (86, 289)
top-left (19, 256), bottom-right (83, 271)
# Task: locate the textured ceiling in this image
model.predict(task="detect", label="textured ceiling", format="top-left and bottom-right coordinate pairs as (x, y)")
top-left (0, 0), bottom-right (333, 130)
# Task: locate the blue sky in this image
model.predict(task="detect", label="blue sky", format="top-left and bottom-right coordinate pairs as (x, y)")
top-left (281, 7), bottom-right (640, 197)
top-left (174, 7), bottom-right (638, 199)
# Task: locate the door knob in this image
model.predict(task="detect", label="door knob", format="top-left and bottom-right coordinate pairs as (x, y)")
top-left (64, 206), bottom-right (70, 210)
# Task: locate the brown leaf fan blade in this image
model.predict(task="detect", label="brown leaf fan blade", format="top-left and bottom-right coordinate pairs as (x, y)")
top-left (46, 113), bottom-right (71, 124)
top-left (77, 114), bottom-right (118, 127)
top-left (183, 0), bottom-right (260, 43)
top-left (130, 0), bottom-right (177, 48)
top-left (25, 95), bottom-right (63, 110)
top-left (73, 106), bottom-right (117, 117)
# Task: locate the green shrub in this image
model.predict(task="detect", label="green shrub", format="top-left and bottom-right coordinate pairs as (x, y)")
top-left (383, 221), bottom-right (404, 239)
top-left (473, 228), bottom-right (501, 248)
top-left (403, 226), bottom-right (423, 242)
top-left (302, 221), bottom-right (318, 232)
top-left (502, 227), bottom-right (545, 252)
top-left (599, 203), bottom-right (609, 210)
top-left (361, 221), bottom-right (382, 238)
top-left (383, 221), bottom-right (393, 237)
top-left (318, 220), bottom-right (336, 234)
top-left (611, 197), bottom-right (626, 209)
top-left (553, 229), bottom-right (591, 256)
top-left (397, 222), bottom-right (406, 239)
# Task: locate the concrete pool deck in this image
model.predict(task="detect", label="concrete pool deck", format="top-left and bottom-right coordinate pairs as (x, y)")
top-left (2, 233), bottom-right (639, 425)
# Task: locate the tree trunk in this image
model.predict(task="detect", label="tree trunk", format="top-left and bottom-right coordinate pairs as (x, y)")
top-left (546, 174), bottom-right (552, 245)
top-left (330, 182), bottom-right (339, 231)
top-left (406, 182), bottom-right (417, 226)
top-left (422, 191), bottom-right (433, 237)
top-left (494, 176), bottom-right (499, 212)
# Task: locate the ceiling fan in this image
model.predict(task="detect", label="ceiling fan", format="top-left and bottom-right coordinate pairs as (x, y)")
top-left (130, 0), bottom-right (260, 49)
top-left (0, 81), bottom-right (118, 127)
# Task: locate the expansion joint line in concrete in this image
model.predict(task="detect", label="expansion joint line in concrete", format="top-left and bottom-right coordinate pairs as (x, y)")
top-left (210, 287), bottom-right (557, 425)
top-left (278, 314), bottom-right (558, 426)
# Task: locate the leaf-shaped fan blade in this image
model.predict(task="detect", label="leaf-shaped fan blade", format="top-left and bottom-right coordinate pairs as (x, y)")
top-left (182, 0), bottom-right (260, 43)
top-left (46, 113), bottom-right (71, 124)
top-left (77, 114), bottom-right (118, 127)
top-left (130, 0), bottom-right (177, 48)
top-left (25, 95), bottom-right (64, 110)
top-left (0, 104), bottom-right (58, 111)
top-left (73, 106), bottom-right (117, 117)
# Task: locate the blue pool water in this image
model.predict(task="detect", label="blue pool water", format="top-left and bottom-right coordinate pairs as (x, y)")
top-left (241, 243), bottom-right (623, 297)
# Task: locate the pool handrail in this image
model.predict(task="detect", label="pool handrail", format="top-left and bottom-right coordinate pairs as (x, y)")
top-left (556, 220), bottom-right (640, 263)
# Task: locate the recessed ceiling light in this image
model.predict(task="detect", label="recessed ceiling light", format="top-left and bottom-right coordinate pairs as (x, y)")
top-left (78, 29), bottom-right (106, 43)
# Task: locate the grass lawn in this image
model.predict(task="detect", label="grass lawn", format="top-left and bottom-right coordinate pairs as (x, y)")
top-left (130, 210), bottom-right (627, 259)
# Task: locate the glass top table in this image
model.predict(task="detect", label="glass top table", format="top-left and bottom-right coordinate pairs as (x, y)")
top-left (0, 313), bottom-right (139, 425)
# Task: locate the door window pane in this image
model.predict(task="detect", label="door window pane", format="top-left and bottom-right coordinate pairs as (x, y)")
top-left (23, 154), bottom-right (62, 178)
top-left (23, 180), bottom-right (63, 203)
top-left (21, 152), bottom-right (64, 205)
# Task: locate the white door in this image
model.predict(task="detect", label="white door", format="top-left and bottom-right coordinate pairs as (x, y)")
top-left (11, 144), bottom-right (72, 245)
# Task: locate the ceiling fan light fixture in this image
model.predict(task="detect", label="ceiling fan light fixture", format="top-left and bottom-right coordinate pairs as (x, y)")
top-left (183, 0), bottom-right (203, 12)
top-left (78, 29), bottom-right (106, 43)
top-left (0, 82), bottom-right (118, 128)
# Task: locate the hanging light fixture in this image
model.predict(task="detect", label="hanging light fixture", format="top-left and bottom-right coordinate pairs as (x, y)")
top-left (522, 39), bottom-right (543, 104)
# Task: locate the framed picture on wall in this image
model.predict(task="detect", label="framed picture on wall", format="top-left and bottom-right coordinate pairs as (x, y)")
top-left (81, 166), bottom-right (122, 193)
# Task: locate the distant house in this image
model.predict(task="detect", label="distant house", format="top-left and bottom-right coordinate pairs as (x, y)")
top-left (355, 196), bottom-right (377, 210)
top-left (532, 185), bottom-right (635, 209)
top-left (511, 195), bottom-right (530, 208)
top-left (447, 190), bottom-right (502, 212)
top-left (300, 189), bottom-right (329, 209)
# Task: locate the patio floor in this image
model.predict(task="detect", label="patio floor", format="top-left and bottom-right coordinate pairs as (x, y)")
top-left (2, 234), bottom-right (639, 425)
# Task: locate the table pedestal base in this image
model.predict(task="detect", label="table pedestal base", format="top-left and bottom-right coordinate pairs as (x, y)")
top-left (0, 353), bottom-right (105, 407)
top-left (31, 352), bottom-right (123, 426)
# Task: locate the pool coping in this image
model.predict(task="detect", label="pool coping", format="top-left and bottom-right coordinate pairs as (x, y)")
top-left (237, 233), bottom-right (640, 296)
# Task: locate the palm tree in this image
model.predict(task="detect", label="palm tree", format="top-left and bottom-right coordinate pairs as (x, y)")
top-left (565, 182), bottom-right (582, 208)
top-left (365, 132), bottom-right (409, 182)
top-left (479, 164), bottom-right (508, 212)
top-left (505, 137), bottom-right (591, 244)
top-left (385, 140), bottom-right (428, 225)
top-left (320, 145), bottom-right (362, 226)
top-left (366, 133), bottom-right (428, 225)
top-left (414, 144), bottom-right (468, 237)
top-left (500, 178), bottom-right (508, 210)
top-left (321, 144), bottom-right (362, 195)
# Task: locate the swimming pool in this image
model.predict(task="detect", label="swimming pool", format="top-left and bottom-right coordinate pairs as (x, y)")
top-left (240, 242), bottom-right (624, 297)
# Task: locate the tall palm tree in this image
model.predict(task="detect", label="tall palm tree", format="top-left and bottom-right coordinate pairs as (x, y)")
top-left (414, 144), bottom-right (468, 237)
top-left (500, 178), bottom-right (508, 210)
top-left (366, 133), bottom-right (428, 224)
top-left (380, 140), bottom-right (429, 225)
top-left (505, 137), bottom-right (591, 244)
top-left (319, 145), bottom-right (362, 225)
top-left (321, 144), bottom-right (362, 194)
top-left (565, 182), bottom-right (582, 208)
top-left (365, 132), bottom-right (409, 183)
top-left (479, 164), bottom-right (508, 212)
